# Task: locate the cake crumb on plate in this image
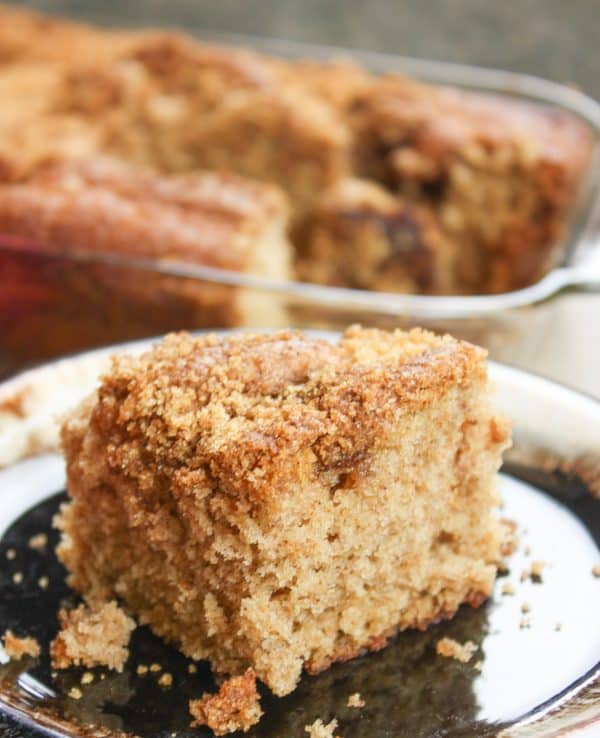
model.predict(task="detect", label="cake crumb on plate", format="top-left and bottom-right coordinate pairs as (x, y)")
top-left (28, 532), bottom-right (48, 550)
top-left (50, 600), bottom-right (135, 672)
top-left (436, 637), bottom-right (477, 663)
top-left (347, 692), bottom-right (365, 708)
top-left (2, 629), bottom-right (40, 659)
top-left (305, 718), bottom-right (340, 738)
top-left (159, 672), bottom-right (173, 688)
top-left (189, 668), bottom-right (262, 735)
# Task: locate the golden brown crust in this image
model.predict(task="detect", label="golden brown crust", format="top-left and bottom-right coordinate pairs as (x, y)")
top-left (85, 327), bottom-right (485, 503)
top-left (0, 156), bottom-right (287, 269)
top-left (189, 669), bottom-right (263, 735)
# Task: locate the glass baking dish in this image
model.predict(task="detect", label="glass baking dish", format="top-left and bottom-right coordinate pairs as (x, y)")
top-left (1, 34), bottom-right (600, 381)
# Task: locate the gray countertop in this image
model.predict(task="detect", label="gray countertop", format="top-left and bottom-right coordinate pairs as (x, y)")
top-left (12, 0), bottom-right (600, 99)
top-left (7, 0), bottom-right (600, 400)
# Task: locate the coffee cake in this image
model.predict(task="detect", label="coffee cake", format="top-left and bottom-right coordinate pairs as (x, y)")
top-left (0, 157), bottom-right (291, 363)
top-left (0, 6), bottom-right (592, 297)
top-left (296, 178), bottom-right (456, 294)
top-left (56, 327), bottom-right (510, 700)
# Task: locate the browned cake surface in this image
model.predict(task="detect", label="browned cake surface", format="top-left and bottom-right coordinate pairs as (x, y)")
top-left (57, 327), bottom-right (510, 700)
top-left (50, 601), bottom-right (135, 672)
top-left (189, 669), bottom-right (263, 735)
top-left (0, 5), bottom-right (593, 296)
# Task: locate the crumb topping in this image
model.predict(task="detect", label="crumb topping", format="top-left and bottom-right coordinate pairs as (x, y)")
top-left (82, 327), bottom-right (486, 504)
top-left (189, 668), bottom-right (263, 735)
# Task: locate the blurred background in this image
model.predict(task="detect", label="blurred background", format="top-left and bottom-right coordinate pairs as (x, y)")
top-left (10, 0), bottom-right (600, 98)
top-left (2, 0), bottom-right (599, 396)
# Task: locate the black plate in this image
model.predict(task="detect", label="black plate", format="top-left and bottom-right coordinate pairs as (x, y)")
top-left (1, 460), bottom-right (599, 738)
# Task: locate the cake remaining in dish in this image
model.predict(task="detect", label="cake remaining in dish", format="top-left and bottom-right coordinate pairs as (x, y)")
top-left (0, 6), bottom-right (593, 297)
top-left (350, 76), bottom-right (593, 293)
top-left (56, 326), bottom-right (510, 703)
top-left (0, 157), bottom-right (291, 363)
top-left (296, 178), bottom-right (456, 294)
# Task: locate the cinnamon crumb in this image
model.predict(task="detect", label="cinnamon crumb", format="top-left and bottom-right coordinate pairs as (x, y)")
top-left (50, 601), bottom-right (135, 672)
top-left (159, 672), bottom-right (173, 688)
top-left (2, 630), bottom-right (40, 660)
top-left (28, 533), bottom-right (48, 550)
top-left (305, 718), bottom-right (340, 738)
top-left (436, 637), bottom-right (477, 663)
top-left (530, 561), bottom-right (546, 582)
top-left (347, 692), bottom-right (365, 708)
top-left (189, 669), bottom-right (263, 735)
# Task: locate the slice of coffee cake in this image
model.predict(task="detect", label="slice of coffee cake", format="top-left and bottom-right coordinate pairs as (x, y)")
top-left (56, 327), bottom-right (510, 697)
